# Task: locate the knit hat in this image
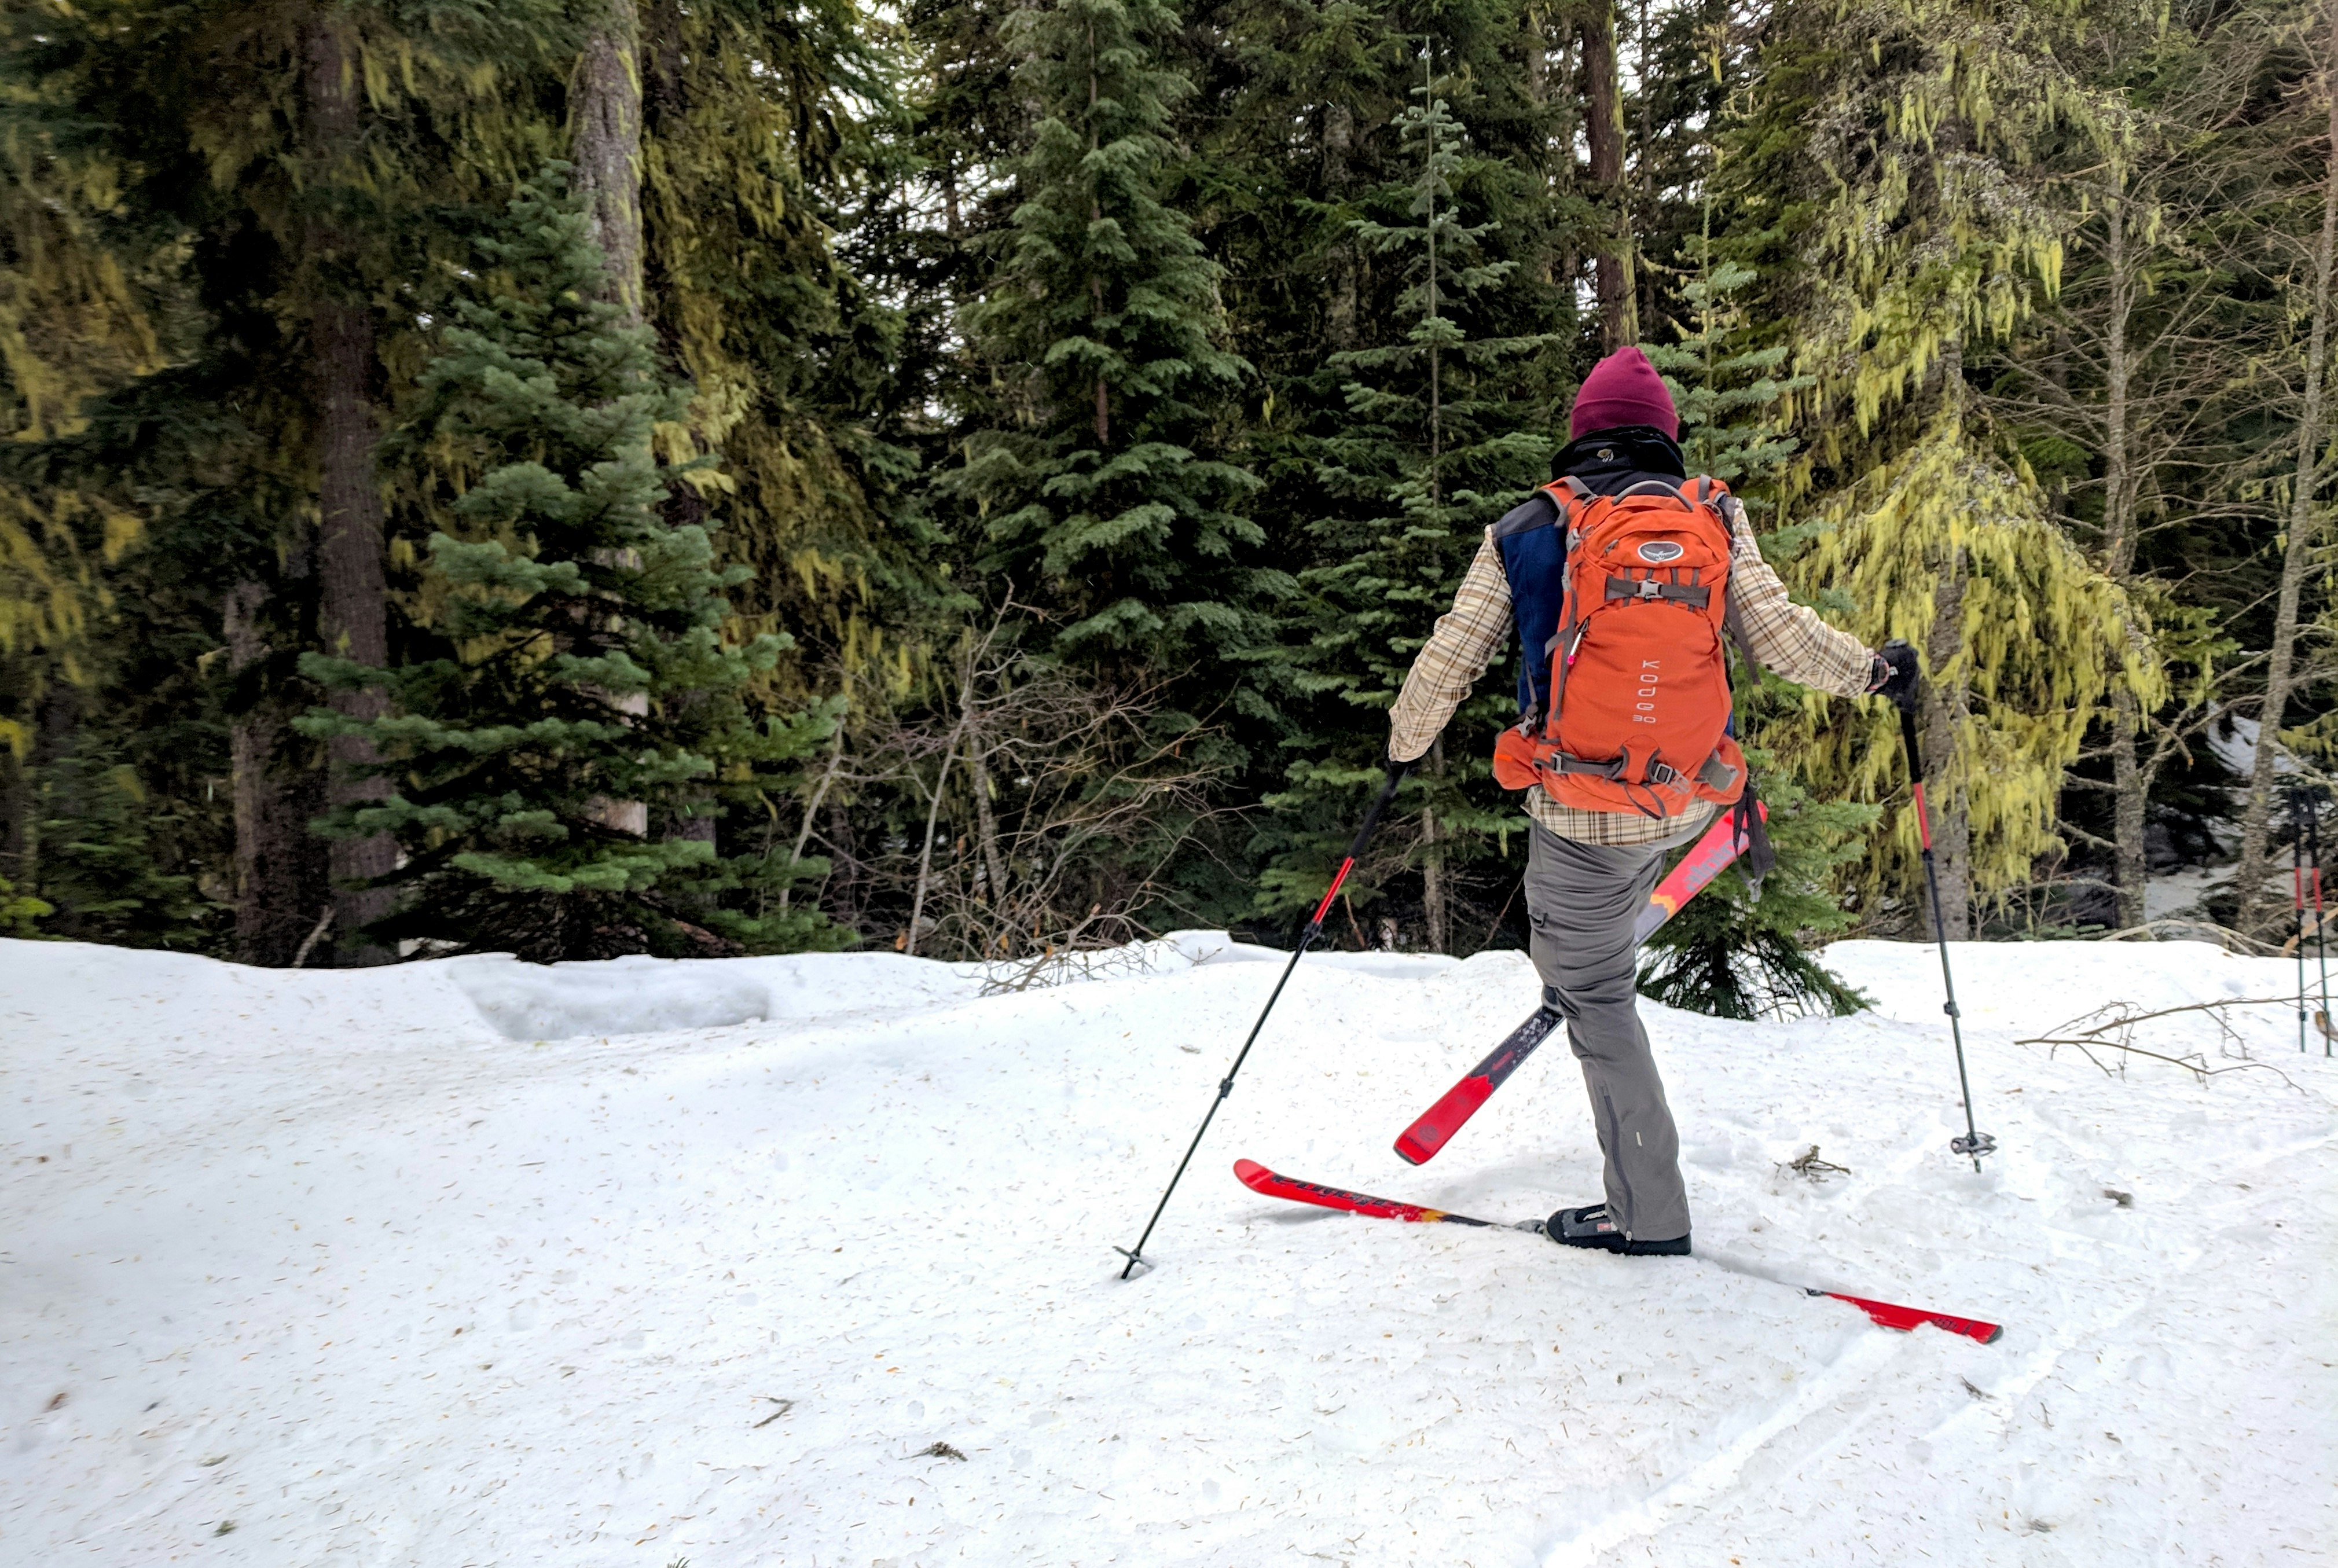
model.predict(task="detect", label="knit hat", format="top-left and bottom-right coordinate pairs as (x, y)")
top-left (1568, 346), bottom-right (1679, 441)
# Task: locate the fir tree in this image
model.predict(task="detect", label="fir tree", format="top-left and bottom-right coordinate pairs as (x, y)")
top-left (1261, 57), bottom-right (1558, 950)
top-left (948, 0), bottom-right (1267, 672)
top-left (300, 165), bottom-right (839, 963)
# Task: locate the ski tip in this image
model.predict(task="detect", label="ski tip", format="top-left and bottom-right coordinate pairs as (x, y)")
top-left (1232, 1158), bottom-right (1271, 1191)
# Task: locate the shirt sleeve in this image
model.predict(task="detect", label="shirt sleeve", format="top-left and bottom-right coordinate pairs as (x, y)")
top-left (1726, 504), bottom-right (1875, 699)
top-left (1388, 530), bottom-right (1514, 764)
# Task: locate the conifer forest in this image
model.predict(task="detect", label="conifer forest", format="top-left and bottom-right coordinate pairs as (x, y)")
top-left (5, 0), bottom-right (2336, 1004)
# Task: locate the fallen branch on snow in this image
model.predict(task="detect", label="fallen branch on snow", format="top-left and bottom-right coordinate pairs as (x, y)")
top-left (2015, 994), bottom-right (2306, 1091)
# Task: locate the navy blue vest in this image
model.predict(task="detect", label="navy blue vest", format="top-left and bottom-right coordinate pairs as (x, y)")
top-left (1492, 491), bottom-right (1568, 722)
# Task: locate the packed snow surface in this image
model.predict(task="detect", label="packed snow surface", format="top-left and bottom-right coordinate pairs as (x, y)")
top-left (3, 932), bottom-right (2333, 1566)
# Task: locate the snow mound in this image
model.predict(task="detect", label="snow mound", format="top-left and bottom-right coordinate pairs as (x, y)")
top-left (2, 934), bottom-right (2331, 1566)
top-left (445, 950), bottom-right (983, 1041)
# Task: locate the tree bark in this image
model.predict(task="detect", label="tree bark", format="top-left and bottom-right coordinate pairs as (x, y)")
top-left (1634, 0), bottom-right (1657, 337)
top-left (226, 582), bottom-right (332, 967)
top-left (1580, 0), bottom-right (1634, 350)
top-left (1422, 737), bottom-right (1448, 953)
top-left (1920, 544), bottom-right (1973, 939)
top-left (2100, 195), bottom-right (2150, 931)
top-left (305, 18), bottom-right (395, 965)
top-left (2236, 28), bottom-right (2338, 934)
top-left (1324, 100), bottom-right (1359, 352)
top-left (20, 679), bottom-right (80, 932)
top-left (571, 0), bottom-right (654, 838)
top-left (971, 747), bottom-right (1012, 945)
top-left (906, 743), bottom-right (956, 957)
top-left (572, 0), bottom-right (645, 324)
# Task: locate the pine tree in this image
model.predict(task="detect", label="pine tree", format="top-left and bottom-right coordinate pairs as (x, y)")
top-left (1260, 56), bottom-right (1559, 950)
top-left (300, 166), bottom-right (840, 962)
top-left (948, 0), bottom-right (1265, 672)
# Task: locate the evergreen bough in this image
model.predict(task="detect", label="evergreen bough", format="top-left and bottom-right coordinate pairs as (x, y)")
top-left (300, 164), bottom-right (840, 963)
top-left (1641, 240), bottom-right (1873, 1018)
top-left (951, 0), bottom-right (1268, 667)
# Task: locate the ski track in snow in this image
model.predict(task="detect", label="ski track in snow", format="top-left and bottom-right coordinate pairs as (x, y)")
top-left (1, 934), bottom-right (2333, 1566)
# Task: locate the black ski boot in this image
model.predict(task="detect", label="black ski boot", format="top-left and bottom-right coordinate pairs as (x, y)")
top-left (1544, 1203), bottom-right (1690, 1257)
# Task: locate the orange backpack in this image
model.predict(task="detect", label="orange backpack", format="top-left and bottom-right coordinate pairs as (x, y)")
top-left (1491, 474), bottom-right (1750, 818)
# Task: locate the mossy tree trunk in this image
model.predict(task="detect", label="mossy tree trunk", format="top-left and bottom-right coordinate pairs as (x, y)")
top-left (303, 17), bottom-right (395, 965)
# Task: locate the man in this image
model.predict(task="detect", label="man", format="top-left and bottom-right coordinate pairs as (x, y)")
top-left (1386, 345), bottom-right (1914, 1257)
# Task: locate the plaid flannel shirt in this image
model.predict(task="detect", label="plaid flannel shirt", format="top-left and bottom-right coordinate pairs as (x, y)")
top-left (1388, 497), bottom-right (1876, 849)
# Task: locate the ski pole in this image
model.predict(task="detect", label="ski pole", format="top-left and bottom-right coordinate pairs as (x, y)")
top-left (1892, 686), bottom-right (1994, 1173)
top-left (2293, 787), bottom-right (2309, 1055)
top-left (2311, 790), bottom-right (2330, 1055)
top-left (1116, 761), bottom-right (1408, 1278)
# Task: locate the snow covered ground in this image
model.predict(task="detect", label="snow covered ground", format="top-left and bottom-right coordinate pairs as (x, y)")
top-left (3, 932), bottom-right (2332, 1567)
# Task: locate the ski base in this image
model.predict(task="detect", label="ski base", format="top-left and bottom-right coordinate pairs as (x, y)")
top-left (1234, 1159), bottom-right (2003, 1345)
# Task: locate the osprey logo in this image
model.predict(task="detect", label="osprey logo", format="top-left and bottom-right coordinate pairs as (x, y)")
top-left (1636, 540), bottom-right (1686, 564)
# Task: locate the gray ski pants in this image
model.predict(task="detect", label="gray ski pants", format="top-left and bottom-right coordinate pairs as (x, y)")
top-left (1524, 823), bottom-right (1690, 1242)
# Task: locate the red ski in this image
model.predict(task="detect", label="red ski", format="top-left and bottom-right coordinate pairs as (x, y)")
top-left (1393, 1008), bottom-right (1559, 1165)
top-left (1634, 798), bottom-right (1767, 943)
top-left (1395, 802), bottom-right (1767, 1166)
top-left (1234, 1159), bottom-right (2003, 1344)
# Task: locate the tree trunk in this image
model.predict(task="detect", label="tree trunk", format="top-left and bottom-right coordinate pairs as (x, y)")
top-left (1524, 6), bottom-right (1547, 106)
top-left (225, 582), bottom-right (332, 967)
top-left (21, 679), bottom-right (80, 932)
top-left (1920, 544), bottom-right (1972, 939)
top-left (2236, 31), bottom-right (2338, 934)
top-left (571, 0), bottom-right (653, 838)
top-left (1324, 100), bottom-right (1359, 352)
top-left (2110, 687), bottom-right (2148, 928)
top-left (305, 19), bottom-right (395, 966)
top-left (780, 725), bottom-right (846, 915)
top-left (971, 747), bottom-right (1012, 948)
top-left (906, 743), bottom-right (956, 958)
top-left (2100, 196), bottom-right (2149, 931)
top-left (572, 0), bottom-right (645, 324)
top-left (1580, 0), bottom-right (1634, 350)
top-left (1422, 737), bottom-right (1448, 954)
top-left (1634, 0), bottom-right (1657, 338)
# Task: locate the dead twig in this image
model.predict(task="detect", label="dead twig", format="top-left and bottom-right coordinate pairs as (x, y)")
top-left (2014, 994), bottom-right (2305, 1090)
top-left (1778, 1145), bottom-right (1852, 1181)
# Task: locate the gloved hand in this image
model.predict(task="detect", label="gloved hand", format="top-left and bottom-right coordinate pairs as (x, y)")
top-left (1871, 639), bottom-right (1921, 713)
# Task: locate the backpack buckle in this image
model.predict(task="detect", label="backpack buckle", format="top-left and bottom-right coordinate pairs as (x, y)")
top-left (1635, 579), bottom-right (1661, 600)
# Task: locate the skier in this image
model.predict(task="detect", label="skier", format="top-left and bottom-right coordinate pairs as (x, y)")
top-left (1387, 345), bottom-right (1915, 1257)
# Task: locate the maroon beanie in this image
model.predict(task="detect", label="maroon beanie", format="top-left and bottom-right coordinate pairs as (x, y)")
top-left (1569, 346), bottom-right (1679, 440)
